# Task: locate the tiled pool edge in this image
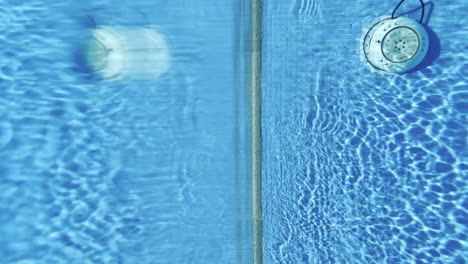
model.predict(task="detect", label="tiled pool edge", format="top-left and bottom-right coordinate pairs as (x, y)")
top-left (251, 0), bottom-right (262, 263)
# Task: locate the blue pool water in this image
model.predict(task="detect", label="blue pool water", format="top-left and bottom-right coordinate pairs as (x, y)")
top-left (262, 0), bottom-right (467, 263)
top-left (0, 0), bottom-right (252, 263)
top-left (2, 0), bottom-right (467, 263)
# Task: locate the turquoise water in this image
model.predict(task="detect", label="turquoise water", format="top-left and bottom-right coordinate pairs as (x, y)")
top-left (262, 0), bottom-right (467, 263)
top-left (0, 0), bottom-right (252, 263)
top-left (2, 0), bottom-right (467, 263)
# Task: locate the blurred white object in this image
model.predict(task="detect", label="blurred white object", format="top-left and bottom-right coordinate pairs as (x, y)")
top-left (85, 26), bottom-right (170, 80)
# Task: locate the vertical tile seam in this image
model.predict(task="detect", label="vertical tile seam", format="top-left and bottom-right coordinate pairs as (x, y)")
top-left (251, 0), bottom-right (262, 263)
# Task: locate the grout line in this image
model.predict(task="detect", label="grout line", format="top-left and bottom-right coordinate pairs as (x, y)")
top-left (251, 0), bottom-right (262, 263)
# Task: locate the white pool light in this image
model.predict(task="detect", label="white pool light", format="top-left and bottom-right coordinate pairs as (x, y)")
top-left (361, 0), bottom-right (428, 74)
top-left (84, 26), bottom-right (170, 80)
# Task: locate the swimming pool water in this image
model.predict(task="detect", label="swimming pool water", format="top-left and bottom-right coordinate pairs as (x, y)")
top-left (262, 0), bottom-right (467, 263)
top-left (0, 0), bottom-right (253, 263)
top-left (1, 0), bottom-right (467, 263)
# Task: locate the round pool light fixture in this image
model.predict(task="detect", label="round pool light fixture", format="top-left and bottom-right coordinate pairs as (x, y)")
top-left (362, 0), bottom-right (428, 74)
top-left (84, 26), bottom-right (170, 80)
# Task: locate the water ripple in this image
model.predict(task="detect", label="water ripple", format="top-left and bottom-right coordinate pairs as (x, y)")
top-left (262, 1), bottom-right (468, 263)
top-left (290, 0), bottom-right (322, 22)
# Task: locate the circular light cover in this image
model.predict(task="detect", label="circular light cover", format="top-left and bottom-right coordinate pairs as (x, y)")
top-left (362, 17), bottom-right (429, 74)
top-left (85, 38), bottom-right (109, 72)
top-left (382, 27), bottom-right (420, 63)
top-left (84, 26), bottom-right (170, 80)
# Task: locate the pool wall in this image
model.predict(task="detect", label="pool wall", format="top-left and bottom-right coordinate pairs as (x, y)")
top-left (0, 0), bottom-right (254, 263)
top-left (262, 0), bottom-right (467, 263)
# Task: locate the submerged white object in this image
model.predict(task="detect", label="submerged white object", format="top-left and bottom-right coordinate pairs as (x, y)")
top-left (362, 17), bottom-right (429, 74)
top-left (85, 26), bottom-right (170, 80)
